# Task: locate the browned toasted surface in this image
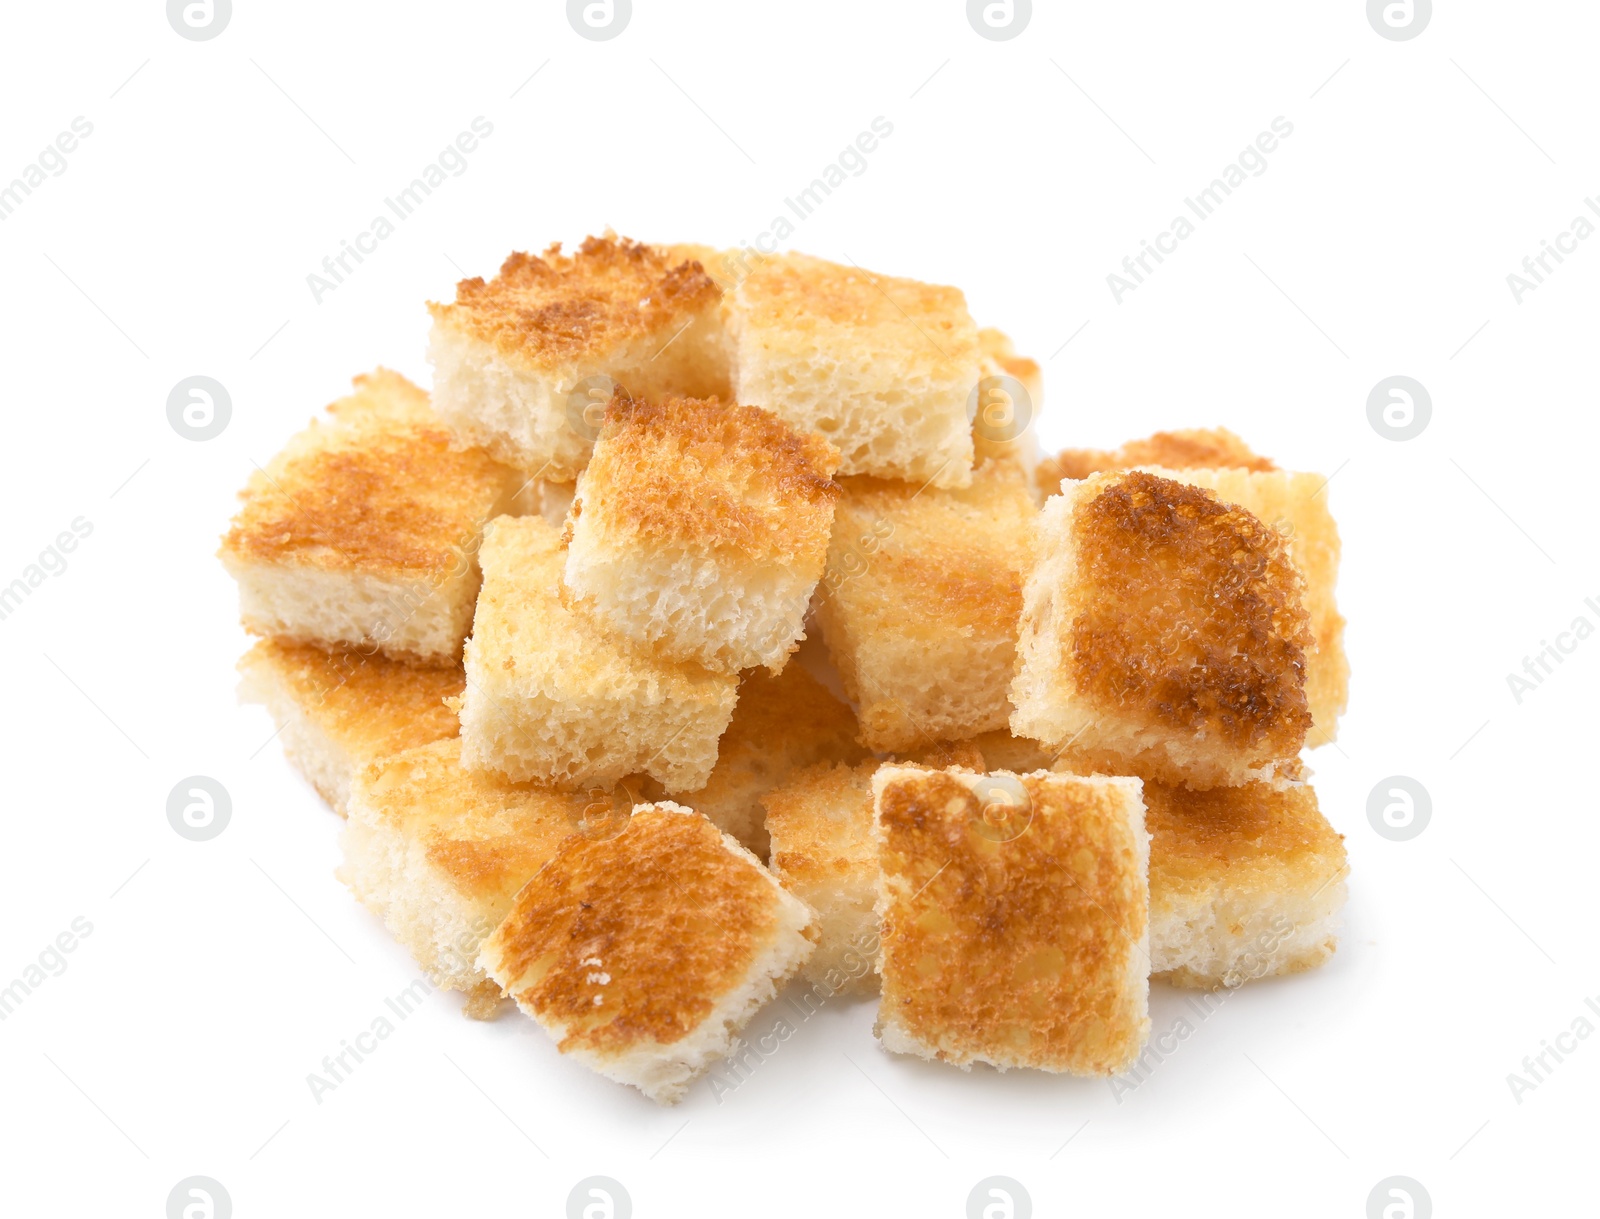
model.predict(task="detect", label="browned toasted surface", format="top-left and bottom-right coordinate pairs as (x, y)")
top-left (482, 808), bottom-right (787, 1054)
top-left (1146, 781), bottom-right (1346, 901)
top-left (683, 663), bottom-right (867, 854)
top-left (428, 236), bottom-right (721, 365)
top-left (875, 769), bottom-right (1147, 1073)
top-left (579, 395), bottom-right (840, 561)
top-left (240, 638), bottom-right (462, 755)
top-left (764, 760), bottom-right (877, 886)
top-left (355, 739), bottom-right (593, 901)
top-left (220, 369), bottom-right (514, 578)
top-left (1040, 428), bottom-right (1275, 489)
top-left (1067, 471), bottom-right (1311, 756)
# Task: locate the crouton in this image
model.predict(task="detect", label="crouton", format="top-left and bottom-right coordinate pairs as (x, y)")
top-left (426, 236), bottom-right (731, 479)
top-left (563, 395), bottom-right (841, 673)
top-left (477, 803), bottom-right (816, 1103)
top-left (1147, 780), bottom-right (1348, 988)
top-left (816, 460), bottom-right (1037, 752)
top-left (674, 662), bottom-right (866, 857)
top-left (723, 252), bottom-right (981, 488)
top-left (459, 516), bottom-right (738, 792)
top-left (1142, 466), bottom-right (1348, 743)
top-left (1039, 427), bottom-right (1276, 490)
top-left (873, 767), bottom-right (1150, 1075)
top-left (219, 370), bottom-right (521, 661)
top-left (764, 760), bottom-right (879, 998)
top-left (236, 639), bottom-right (462, 815)
top-left (338, 738), bottom-right (613, 1017)
top-left (1011, 471), bottom-right (1313, 789)
top-left (973, 327), bottom-right (1042, 479)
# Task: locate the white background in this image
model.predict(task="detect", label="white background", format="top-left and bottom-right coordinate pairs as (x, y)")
top-left (0, 2), bottom-right (1594, 1215)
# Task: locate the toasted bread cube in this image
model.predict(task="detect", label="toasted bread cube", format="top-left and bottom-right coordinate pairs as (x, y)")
top-left (236, 640), bottom-right (462, 815)
top-left (764, 760), bottom-right (880, 997)
top-left (873, 767), bottom-right (1150, 1074)
top-left (675, 662), bottom-right (866, 857)
top-left (1038, 427), bottom-right (1276, 489)
top-left (816, 460), bottom-right (1037, 752)
top-left (1147, 781), bottom-right (1348, 988)
top-left (426, 237), bottom-right (730, 479)
top-left (973, 327), bottom-right (1043, 479)
top-left (460, 516), bottom-right (737, 792)
top-left (219, 370), bottom-right (521, 662)
top-left (338, 738), bottom-right (603, 1016)
top-left (477, 803), bottom-right (816, 1104)
top-left (1141, 466), bottom-right (1348, 744)
top-left (1011, 471), bottom-right (1313, 789)
top-left (723, 252), bottom-right (981, 488)
top-left (959, 730), bottom-right (1054, 774)
top-left (563, 396), bottom-right (841, 673)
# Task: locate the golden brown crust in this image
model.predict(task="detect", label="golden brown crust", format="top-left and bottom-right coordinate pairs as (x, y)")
top-left (1040, 428), bottom-right (1275, 491)
top-left (483, 808), bottom-right (789, 1054)
top-left (580, 395), bottom-right (840, 561)
top-left (764, 760), bottom-right (877, 885)
top-left (240, 638), bottom-right (462, 756)
top-left (428, 236), bottom-right (721, 366)
top-left (1067, 471), bottom-right (1311, 756)
top-left (875, 769), bottom-right (1147, 1074)
top-left (356, 739), bottom-right (592, 902)
top-left (219, 369), bottom-right (515, 579)
top-left (1144, 781), bottom-right (1346, 899)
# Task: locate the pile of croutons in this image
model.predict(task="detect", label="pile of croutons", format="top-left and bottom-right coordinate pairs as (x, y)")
top-left (222, 235), bottom-right (1349, 1104)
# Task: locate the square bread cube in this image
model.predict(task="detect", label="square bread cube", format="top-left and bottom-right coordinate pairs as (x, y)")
top-left (1141, 466), bottom-right (1348, 744)
top-left (816, 460), bottom-right (1037, 753)
top-left (460, 516), bottom-right (737, 792)
top-left (1147, 780), bottom-right (1348, 988)
top-left (563, 395), bottom-right (841, 673)
top-left (237, 639), bottom-right (462, 815)
top-left (1038, 427), bottom-right (1276, 489)
top-left (764, 760), bottom-right (880, 998)
top-left (1011, 470), bottom-right (1313, 789)
top-left (477, 803), bottom-right (816, 1104)
top-left (873, 767), bottom-right (1150, 1075)
top-left (723, 252), bottom-right (981, 488)
top-left (338, 738), bottom-right (605, 1017)
top-left (427, 237), bottom-right (730, 480)
top-left (673, 661), bottom-right (866, 857)
top-left (219, 369), bottom-right (521, 662)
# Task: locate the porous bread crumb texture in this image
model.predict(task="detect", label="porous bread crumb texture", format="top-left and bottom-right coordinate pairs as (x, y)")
top-left (1145, 781), bottom-right (1348, 988)
top-left (873, 767), bottom-right (1150, 1075)
top-left (674, 663), bottom-right (867, 858)
top-left (817, 460), bottom-right (1038, 752)
top-left (426, 237), bottom-right (730, 478)
top-left (219, 369), bottom-right (521, 661)
top-left (460, 516), bottom-right (737, 792)
top-left (1039, 427), bottom-right (1276, 490)
top-left (1011, 471), bottom-right (1312, 789)
top-left (724, 252), bottom-right (980, 488)
top-left (1140, 465), bottom-right (1348, 743)
top-left (236, 639), bottom-right (462, 814)
top-left (337, 738), bottom-right (599, 1014)
top-left (477, 804), bottom-right (816, 1104)
top-left (562, 395), bottom-right (842, 672)
top-left (764, 760), bottom-right (881, 996)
